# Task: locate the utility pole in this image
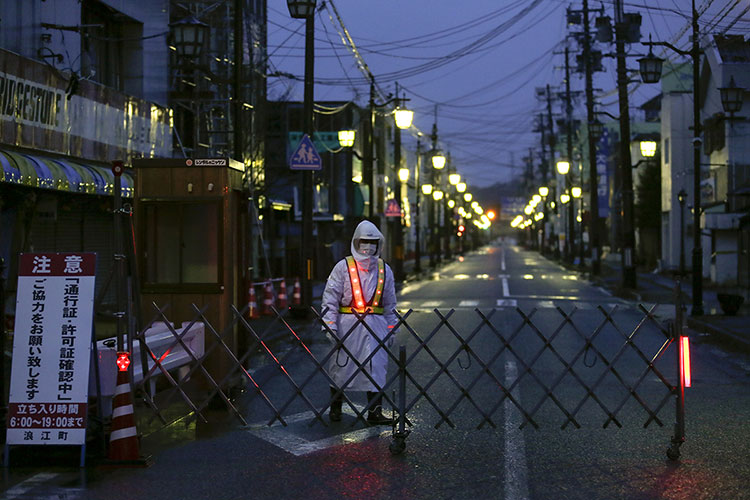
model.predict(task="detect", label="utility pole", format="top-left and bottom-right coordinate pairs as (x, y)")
top-left (614, 0), bottom-right (637, 289)
top-left (690, 0), bottom-right (704, 316)
top-left (564, 46), bottom-right (576, 264)
top-left (546, 84), bottom-right (558, 258)
top-left (582, 0), bottom-right (601, 275)
top-left (538, 113), bottom-right (547, 253)
top-left (366, 78), bottom-right (376, 219)
top-left (233, 0), bottom-right (243, 162)
top-left (414, 140), bottom-right (422, 274)
top-left (430, 106), bottom-right (441, 266)
top-left (392, 83), bottom-right (404, 281)
top-left (301, 10), bottom-right (315, 312)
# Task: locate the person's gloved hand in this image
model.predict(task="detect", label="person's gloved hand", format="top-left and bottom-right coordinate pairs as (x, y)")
top-left (322, 327), bottom-right (338, 345)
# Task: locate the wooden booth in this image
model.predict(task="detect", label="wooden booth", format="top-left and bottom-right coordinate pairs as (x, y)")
top-left (132, 158), bottom-right (247, 384)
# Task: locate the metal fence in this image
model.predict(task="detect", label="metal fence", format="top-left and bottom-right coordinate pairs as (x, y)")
top-left (127, 286), bottom-right (688, 460)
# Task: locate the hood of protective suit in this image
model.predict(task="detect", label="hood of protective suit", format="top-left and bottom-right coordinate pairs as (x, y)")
top-left (350, 220), bottom-right (385, 265)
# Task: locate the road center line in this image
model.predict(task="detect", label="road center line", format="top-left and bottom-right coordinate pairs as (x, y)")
top-left (504, 360), bottom-right (529, 500)
top-left (502, 277), bottom-right (510, 297)
top-left (501, 247), bottom-right (506, 271)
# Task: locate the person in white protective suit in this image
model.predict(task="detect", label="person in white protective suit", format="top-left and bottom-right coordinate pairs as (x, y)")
top-left (321, 220), bottom-right (398, 424)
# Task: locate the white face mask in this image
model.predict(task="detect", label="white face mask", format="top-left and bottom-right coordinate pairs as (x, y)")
top-left (359, 242), bottom-right (377, 255)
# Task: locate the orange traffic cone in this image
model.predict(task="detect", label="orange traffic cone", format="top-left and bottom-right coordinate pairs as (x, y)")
top-left (248, 283), bottom-right (260, 319)
top-left (261, 282), bottom-right (274, 316)
top-left (292, 277), bottom-right (302, 306)
top-left (107, 356), bottom-right (150, 466)
top-left (277, 279), bottom-right (289, 309)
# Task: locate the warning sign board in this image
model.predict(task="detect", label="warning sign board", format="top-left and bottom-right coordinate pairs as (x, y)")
top-left (6, 253), bottom-right (96, 446)
top-left (289, 134), bottom-right (322, 171)
top-left (385, 199), bottom-right (402, 218)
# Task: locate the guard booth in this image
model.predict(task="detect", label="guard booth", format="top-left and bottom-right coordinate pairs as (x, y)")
top-left (132, 157), bottom-right (247, 386)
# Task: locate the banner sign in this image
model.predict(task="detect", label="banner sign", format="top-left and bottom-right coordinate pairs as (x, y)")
top-left (6, 253), bottom-right (96, 446)
top-left (596, 128), bottom-right (611, 218)
top-left (0, 48), bottom-right (171, 163)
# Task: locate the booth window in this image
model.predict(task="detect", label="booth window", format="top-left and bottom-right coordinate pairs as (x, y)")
top-left (142, 200), bottom-right (222, 291)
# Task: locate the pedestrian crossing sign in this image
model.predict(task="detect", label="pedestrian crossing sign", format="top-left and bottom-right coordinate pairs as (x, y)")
top-left (385, 198), bottom-right (401, 217)
top-left (289, 134), bottom-right (322, 170)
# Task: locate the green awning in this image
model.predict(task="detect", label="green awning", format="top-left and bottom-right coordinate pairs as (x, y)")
top-left (0, 149), bottom-right (134, 197)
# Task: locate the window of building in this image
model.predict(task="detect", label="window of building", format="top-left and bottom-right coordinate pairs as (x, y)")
top-left (81, 0), bottom-right (143, 96)
top-left (141, 200), bottom-right (222, 292)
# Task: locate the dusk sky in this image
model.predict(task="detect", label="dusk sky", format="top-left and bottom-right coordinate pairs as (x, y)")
top-left (267, 1), bottom-right (749, 189)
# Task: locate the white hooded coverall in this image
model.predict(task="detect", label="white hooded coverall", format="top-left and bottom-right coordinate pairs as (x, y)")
top-left (321, 220), bottom-right (398, 392)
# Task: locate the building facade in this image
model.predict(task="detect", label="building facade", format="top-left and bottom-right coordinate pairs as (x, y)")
top-left (1, 0), bottom-right (172, 328)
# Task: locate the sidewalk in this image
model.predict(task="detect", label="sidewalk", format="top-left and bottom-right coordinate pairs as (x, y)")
top-left (590, 252), bottom-right (750, 353)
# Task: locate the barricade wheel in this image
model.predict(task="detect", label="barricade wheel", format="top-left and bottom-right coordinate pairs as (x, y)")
top-left (389, 436), bottom-right (406, 455)
top-left (666, 445), bottom-right (680, 461)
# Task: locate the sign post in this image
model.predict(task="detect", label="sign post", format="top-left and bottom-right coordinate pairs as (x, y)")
top-left (4, 253), bottom-right (96, 467)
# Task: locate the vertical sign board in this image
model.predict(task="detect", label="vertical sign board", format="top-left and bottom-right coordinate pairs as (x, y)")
top-left (6, 253), bottom-right (96, 448)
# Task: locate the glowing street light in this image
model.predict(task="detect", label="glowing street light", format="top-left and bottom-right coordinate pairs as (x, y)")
top-left (338, 129), bottom-right (356, 148)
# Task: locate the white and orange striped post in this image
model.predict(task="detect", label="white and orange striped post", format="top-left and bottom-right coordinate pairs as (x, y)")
top-left (277, 279), bottom-right (289, 309)
top-left (106, 352), bottom-right (150, 466)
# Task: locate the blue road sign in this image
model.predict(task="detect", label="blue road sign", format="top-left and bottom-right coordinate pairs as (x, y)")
top-left (289, 134), bottom-right (322, 171)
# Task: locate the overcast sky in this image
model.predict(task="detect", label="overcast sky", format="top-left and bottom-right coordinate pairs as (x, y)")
top-left (267, 1), bottom-right (750, 188)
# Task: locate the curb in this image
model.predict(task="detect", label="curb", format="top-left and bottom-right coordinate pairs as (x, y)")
top-left (686, 316), bottom-right (750, 353)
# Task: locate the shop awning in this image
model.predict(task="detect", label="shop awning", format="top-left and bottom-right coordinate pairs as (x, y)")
top-left (0, 149), bottom-right (134, 198)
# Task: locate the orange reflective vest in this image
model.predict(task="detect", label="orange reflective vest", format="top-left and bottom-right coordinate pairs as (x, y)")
top-left (339, 256), bottom-right (385, 314)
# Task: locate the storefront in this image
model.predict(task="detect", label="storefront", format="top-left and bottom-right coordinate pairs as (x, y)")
top-left (0, 47), bottom-right (171, 330)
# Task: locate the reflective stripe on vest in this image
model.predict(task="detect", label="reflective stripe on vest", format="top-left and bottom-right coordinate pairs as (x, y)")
top-left (339, 256), bottom-right (385, 314)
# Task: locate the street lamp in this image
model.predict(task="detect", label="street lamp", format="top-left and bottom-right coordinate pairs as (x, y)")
top-left (398, 167), bottom-right (409, 183)
top-left (365, 80), bottom-right (413, 219)
top-left (286, 0), bottom-right (317, 17)
top-left (639, 140), bottom-right (657, 158)
top-left (169, 15), bottom-right (209, 154)
top-left (432, 152), bottom-right (446, 169)
top-left (169, 15), bottom-right (209, 59)
top-left (719, 75), bottom-right (745, 120)
top-left (338, 129), bottom-right (355, 148)
top-left (640, 0), bottom-right (704, 315)
top-left (394, 107), bottom-right (415, 130)
top-left (287, 0), bottom-right (317, 316)
top-left (678, 189), bottom-right (687, 277)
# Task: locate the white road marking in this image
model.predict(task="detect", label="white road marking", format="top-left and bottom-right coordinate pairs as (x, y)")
top-left (502, 277), bottom-right (510, 297)
top-left (400, 282), bottom-right (426, 295)
top-left (458, 300), bottom-right (479, 307)
top-left (421, 301), bottom-right (443, 308)
top-left (245, 407), bottom-right (387, 456)
top-left (496, 299), bottom-right (518, 308)
top-left (504, 360), bottom-right (529, 500)
top-left (2, 473), bottom-right (60, 499)
top-left (596, 286), bottom-right (612, 297)
top-left (537, 300), bottom-right (555, 308)
top-left (501, 247), bottom-right (506, 271)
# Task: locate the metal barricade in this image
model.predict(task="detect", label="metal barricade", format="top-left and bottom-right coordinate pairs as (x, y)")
top-left (129, 286), bottom-right (688, 461)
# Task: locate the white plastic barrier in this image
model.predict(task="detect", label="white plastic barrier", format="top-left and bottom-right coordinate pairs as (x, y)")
top-left (90, 321), bottom-right (205, 415)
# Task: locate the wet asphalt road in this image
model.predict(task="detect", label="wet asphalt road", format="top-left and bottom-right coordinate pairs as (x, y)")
top-left (2, 240), bottom-right (750, 499)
